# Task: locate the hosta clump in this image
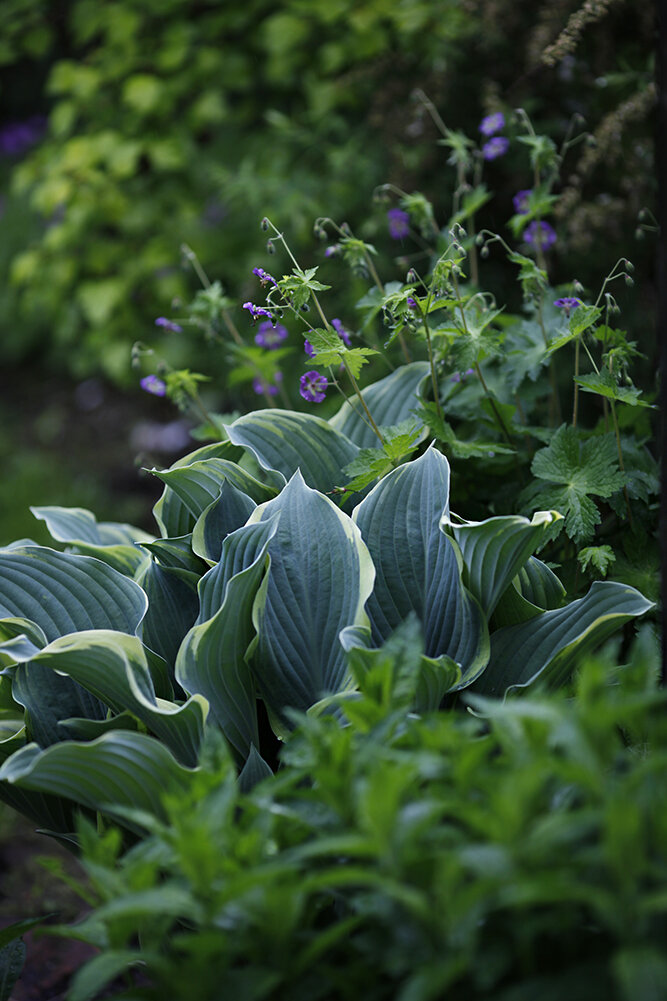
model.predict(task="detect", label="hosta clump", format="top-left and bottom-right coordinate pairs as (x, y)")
top-left (0, 364), bottom-right (654, 841)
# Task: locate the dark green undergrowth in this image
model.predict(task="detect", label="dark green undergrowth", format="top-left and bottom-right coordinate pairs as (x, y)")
top-left (51, 623), bottom-right (666, 1001)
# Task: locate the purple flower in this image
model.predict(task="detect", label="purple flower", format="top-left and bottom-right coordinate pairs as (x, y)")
top-left (512, 189), bottom-right (532, 214)
top-left (482, 136), bottom-right (510, 161)
top-left (387, 208), bottom-right (410, 240)
top-left (524, 220), bottom-right (557, 250)
top-left (553, 297), bottom-right (583, 311)
top-left (406, 297), bottom-right (419, 310)
top-left (253, 371), bottom-right (283, 396)
top-left (243, 301), bottom-right (274, 322)
top-left (140, 375), bottom-right (167, 397)
top-left (0, 116), bottom-right (47, 157)
top-left (451, 368), bottom-right (475, 383)
top-left (479, 112), bottom-right (505, 137)
top-left (304, 339), bottom-right (316, 358)
top-left (324, 245), bottom-right (340, 258)
top-left (299, 370), bottom-right (328, 403)
top-left (255, 321), bottom-right (288, 349)
top-left (332, 318), bottom-right (351, 347)
top-left (252, 266), bottom-right (278, 287)
top-left (154, 316), bottom-right (183, 333)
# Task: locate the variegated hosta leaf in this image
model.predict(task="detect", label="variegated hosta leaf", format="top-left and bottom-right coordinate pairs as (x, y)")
top-left (191, 480), bottom-right (257, 564)
top-left (226, 410), bottom-right (359, 496)
top-left (139, 536), bottom-right (209, 578)
top-left (30, 506), bottom-right (152, 576)
top-left (0, 547), bottom-right (147, 643)
top-left (491, 557), bottom-right (566, 628)
top-left (175, 519), bottom-right (277, 764)
top-left (137, 561), bottom-right (200, 674)
top-left (0, 618), bottom-right (48, 666)
top-left (330, 361), bottom-right (430, 449)
top-left (13, 662), bottom-right (106, 747)
top-left (152, 458), bottom-right (275, 539)
top-left (352, 446), bottom-right (489, 689)
top-left (472, 580), bottom-right (655, 697)
top-left (0, 725), bottom-right (79, 834)
top-left (442, 510), bottom-right (562, 619)
top-left (151, 441), bottom-right (245, 538)
top-left (0, 731), bottom-right (196, 828)
top-left (247, 472), bottom-right (375, 717)
top-left (26, 631), bottom-right (207, 767)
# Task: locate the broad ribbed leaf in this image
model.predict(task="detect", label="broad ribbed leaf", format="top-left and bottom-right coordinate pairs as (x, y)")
top-left (137, 562), bottom-right (200, 673)
top-left (443, 510), bottom-right (561, 618)
top-left (492, 558), bottom-right (566, 628)
top-left (175, 520), bottom-right (277, 763)
top-left (192, 481), bottom-right (257, 564)
top-left (472, 581), bottom-right (654, 696)
top-left (28, 631), bottom-right (207, 767)
top-left (330, 362), bottom-right (430, 449)
top-left (353, 447), bottom-right (489, 688)
top-left (247, 472), bottom-right (375, 716)
top-left (30, 506), bottom-right (151, 575)
top-left (0, 728), bottom-right (78, 833)
top-left (238, 744), bottom-right (273, 792)
top-left (0, 731), bottom-right (196, 826)
top-left (152, 441), bottom-right (244, 538)
top-left (140, 536), bottom-right (208, 577)
top-left (13, 664), bottom-right (106, 747)
top-left (0, 618), bottom-right (47, 665)
top-left (0, 547), bottom-right (147, 642)
top-left (226, 411), bottom-right (359, 495)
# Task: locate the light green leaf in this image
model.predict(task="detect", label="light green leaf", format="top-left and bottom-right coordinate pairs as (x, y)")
top-left (443, 510), bottom-right (561, 618)
top-left (471, 581), bottom-right (654, 696)
top-left (0, 731), bottom-right (196, 827)
top-left (67, 950), bottom-right (145, 1001)
top-left (0, 547), bottom-right (147, 642)
top-left (226, 411), bottom-right (359, 497)
top-left (353, 447), bottom-right (489, 688)
top-left (176, 520), bottom-right (276, 763)
top-left (247, 472), bottom-right (375, 717)
top-left (573, 370), bottom-right (654, 408)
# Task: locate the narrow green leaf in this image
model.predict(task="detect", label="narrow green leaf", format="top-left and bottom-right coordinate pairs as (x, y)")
top-left (67, 950), bottom-right (145, 1001)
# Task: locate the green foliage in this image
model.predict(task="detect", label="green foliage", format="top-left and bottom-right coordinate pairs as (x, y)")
top-left (51, 630), bottom-right (666, 1001)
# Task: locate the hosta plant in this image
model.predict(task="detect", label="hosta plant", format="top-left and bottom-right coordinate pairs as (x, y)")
top-left (0, 362), bottom-right (653, 842)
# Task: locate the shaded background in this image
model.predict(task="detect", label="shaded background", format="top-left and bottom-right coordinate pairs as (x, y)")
top-left (0, 0), bottom-right (656, 543)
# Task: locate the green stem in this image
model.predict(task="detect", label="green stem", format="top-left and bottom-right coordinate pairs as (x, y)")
top-left (609, 399), bottom-right (634, 529)
top-left (221, 309), bottom-right (276, 408)
top-left (473, 361), bottom-right (513, 447)
top-left (572, 336), bottom-right (580, 428)
top-left (363, 243), bottom-right (411, 363)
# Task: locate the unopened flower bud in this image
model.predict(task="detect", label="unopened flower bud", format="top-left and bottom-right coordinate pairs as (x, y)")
top-left (406, 268), bottom-right (418, 283)
top-left (625, 275), bottom-right (634, 287)
top-left (266, 240), bottom-right (275, 255)
top-left (261, 217), bottom-right (270, 231)
top-left (573, 279), bottom-right (584, 293)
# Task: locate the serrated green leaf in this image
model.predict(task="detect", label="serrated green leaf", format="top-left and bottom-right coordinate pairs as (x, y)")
top-left (578, 545), bottom-right (616, 577)
top-left (573, 370), bottom-right (653, 408)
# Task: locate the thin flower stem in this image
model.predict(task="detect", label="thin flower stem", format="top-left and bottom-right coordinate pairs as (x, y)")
top-left (181, 244), bottom-right (211, 290)
top-left (609, 399), bottom-right (634, 529)
top-left (221, 309), bottom-right (276, 408)
top-left (572, 336), bottom-right (580, 428)
top-left (473, 362), bottom-right (513, 447)
top-left (363, 238), bottom-right (411, 363)
top-left (418, 293), bottom-right (443, 423)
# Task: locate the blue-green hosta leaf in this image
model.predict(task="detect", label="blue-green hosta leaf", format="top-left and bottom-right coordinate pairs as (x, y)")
top-left (28, 631), bottom-right (207, 767)
top-left (0, 731), bottom-right (196, 828)
top-left (30, 506), bottom-right (152, 576)
top-left (152, 441), bottom-right (245, 538)
top-left (226, 411), bottom-right (359, 496)
top-left (175, 520), bottom-right (277, 763)
top-left (472, 581), bottom-right (654, 696)
top-left (0, 728), bottom-right (78, 834)
top-left (137, 562), bottom-right (200, 674)
top-left (238, 744), bottom-right (273, 792)
top-left (60, 712), bottom-right (141, 740)
top-left (329, 362), bottom-right (430, 449)
top-left (13, 663), bottom-right (106, 747)
top-left (0, 618), bottom-right (47, 666)
top-left (352, 447), bottom-right (489, 688)
top-left (0, 548), bottom-right (147, 642)
top-left (139, 536), bottom-right (208, 577)
top-left (442, 510), bottom-right (562, 618)
top-left (247, 472), bottom-right (375, 716)
top-left (491, 558), bottom-right (566, 629)
top-left (191, 480), bottom-right (257, 564)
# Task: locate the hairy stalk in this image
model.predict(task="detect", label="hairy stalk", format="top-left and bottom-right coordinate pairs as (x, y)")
top-left (609, 399), bottom-right (634, 529)
top-left (362, 245), bottom-right (411, 363)
top-left (417, 293), bottom-right (443, 423)
top-left (572, 335), bottom-right (581, 427)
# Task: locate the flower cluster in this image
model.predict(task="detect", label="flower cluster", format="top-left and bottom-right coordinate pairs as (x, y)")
top-left (512, 189), bottom-right (532, 214)
top-left (554, 297), bottom-right (583, 311)
top-left (451, 368), bottom-right (475, 383)
top-left (155, 316), bottom-right (183, 333)
top-left (478, 112), bottom-right (505, 137)
top-left (299, 371), bottom-right (328, 403)
top-left (479, 112), bottom-right (509, 161)
top-left (253, 372), bottom-right (283, 397)
top-left (332, 318), bottom-right (351, 346)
